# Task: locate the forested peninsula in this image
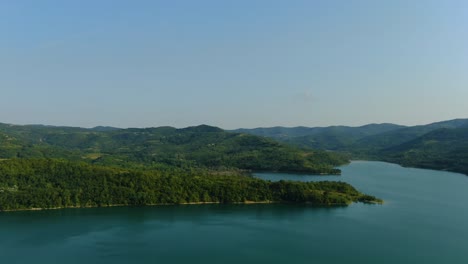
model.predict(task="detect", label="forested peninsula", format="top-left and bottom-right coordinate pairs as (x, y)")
top-left (0, 123), bottom-right (383, 211)
top-left (0, 159), bottom-right (381, 211)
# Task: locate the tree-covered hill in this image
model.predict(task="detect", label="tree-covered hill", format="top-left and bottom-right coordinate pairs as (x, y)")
top-left (0, 159), bottom-right (381, 211)
top-left (349, 119), bottom-right (468, 157)
top-left (233, 123), bottom-right (405, 150)
top-left (233, 119), bottom-right (468, 175)
top-left (234, 119), bottom-right (468, 154)
top-left (233, 123), bottom-right (404, 141)
top-left (0, 123), bottom-right (346, 174)
top-left (380, 127), bottom-right (468, 175)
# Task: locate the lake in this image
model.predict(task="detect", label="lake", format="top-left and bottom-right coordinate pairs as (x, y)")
top-left (1, 161), bottom-right (467, 263)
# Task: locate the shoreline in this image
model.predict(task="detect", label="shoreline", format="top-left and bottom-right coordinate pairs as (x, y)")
top-left (0, 199), bottom-right (384, 213)
top-left (348, 159), bottom-right (467, 177)
top-left (0, 201), bottom-right (279, 213)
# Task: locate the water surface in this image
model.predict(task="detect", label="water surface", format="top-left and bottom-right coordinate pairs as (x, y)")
top-left (1, 161), bottom-right (467, 263)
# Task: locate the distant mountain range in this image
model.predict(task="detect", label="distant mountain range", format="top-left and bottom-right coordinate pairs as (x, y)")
top-left (0, 123), bottom-right (345, 174)
top-left (233, 123), bottom-right (405, 140)
top-left (233, 123), bottom-right (405, 150)
top-left (233, 119), bottom-right (468, 175)
top-left (2, 118), bottom-right (467, 176)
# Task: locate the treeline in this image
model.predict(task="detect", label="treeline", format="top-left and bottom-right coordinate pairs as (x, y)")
top-left (0, 159), bottom-right (380, 211)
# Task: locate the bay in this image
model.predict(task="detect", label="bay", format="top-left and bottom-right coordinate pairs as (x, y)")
top-left (1, 161), bottom-right (467, 263)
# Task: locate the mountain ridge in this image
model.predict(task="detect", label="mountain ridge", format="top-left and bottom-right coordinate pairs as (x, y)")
top-left (233, 118), bottom-right (468, 175)
top-left (0, 123), bottom-right (345, 174)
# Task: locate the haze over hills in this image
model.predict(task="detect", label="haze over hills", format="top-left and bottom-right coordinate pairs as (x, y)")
top-left (233, 123), bottom-right (406, 151)
top-left (233, 119), bottom-right (468, 175)
top-left (381, 126), bottom-right (468, 174)
top-left (233, 123), bottom-right (405, 140)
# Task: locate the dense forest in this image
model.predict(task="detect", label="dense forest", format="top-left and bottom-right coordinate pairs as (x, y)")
top-left (381, 127), bottom-right (468, 175)
top-left (0, 159), bottom-right (381, 211)
top-left (236, 119), bottom-right (468, 176)
top-left (0, 123), bottom-right (378, 212)
top-left (233, 123), bottom-right (404, 150)
top-left (0, 123), bottom-right (346, 174)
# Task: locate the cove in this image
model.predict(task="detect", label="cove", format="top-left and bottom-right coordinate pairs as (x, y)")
top-left (0, 161), bottom-right (467, 263)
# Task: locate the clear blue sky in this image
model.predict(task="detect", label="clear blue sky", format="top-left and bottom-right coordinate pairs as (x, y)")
top-left (1, 0), bottom-right (467, 129)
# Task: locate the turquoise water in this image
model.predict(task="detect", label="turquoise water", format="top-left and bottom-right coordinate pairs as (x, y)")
top-left (1, 161), bottom-right (468, 263)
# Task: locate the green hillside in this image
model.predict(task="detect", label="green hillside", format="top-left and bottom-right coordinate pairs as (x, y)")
top-left (381, 127), bottom-right (468, 175)
top-left (234, 123), bottom-right (404, 150)
top-left (234, 119), bottom-right (468, 175)
top-left (350, 119), bottom-right (468, 157)
top-left (0, 123), bottom-right (346, 174)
